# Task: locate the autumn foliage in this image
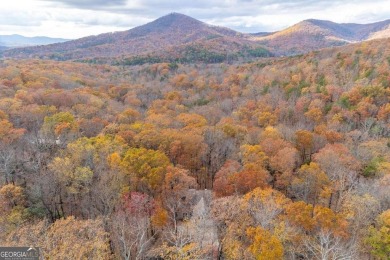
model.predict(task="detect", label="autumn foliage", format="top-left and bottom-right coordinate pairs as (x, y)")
top-left (0, 37), bottom-right (389, 259)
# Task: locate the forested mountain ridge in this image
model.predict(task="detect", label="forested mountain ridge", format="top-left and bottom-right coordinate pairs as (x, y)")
top-left (0, 36), bottom-right (389, 259)
top-left (2, 13), bottom-right (390, 63)
top-left (1, 13), bottom-right (268, 62)
top-left (253, 18), bottom-right (390, 55)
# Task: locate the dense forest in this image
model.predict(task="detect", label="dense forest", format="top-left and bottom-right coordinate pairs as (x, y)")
top-left (0, 38), bottom-right (389, 259)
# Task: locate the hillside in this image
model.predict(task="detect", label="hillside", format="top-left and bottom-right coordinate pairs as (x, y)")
top-left (3, 14), bottom-right (390, 62)
top-left (0, 37), bottom-right (389, 259)
top-left (2, 13), bottom-right (269, 62)
top-left (254, 19), bottom-right (390, 55)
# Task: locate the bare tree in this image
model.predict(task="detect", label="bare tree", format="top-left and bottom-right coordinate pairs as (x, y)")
top-left (304, 231), bottom-right (357, 260)
top-left (111, 211), bottom-right (154, 260)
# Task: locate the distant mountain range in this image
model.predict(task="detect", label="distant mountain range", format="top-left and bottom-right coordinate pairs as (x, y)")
top-left (2, 13), bottom-right (270, 63)
top-left (0, 34), bottom-right (68, 48)
top-left (2, 13), bottom-right (390, 62)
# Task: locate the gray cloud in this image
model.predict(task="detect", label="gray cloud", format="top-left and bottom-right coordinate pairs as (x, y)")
top-left (0, 14), bottom-right (42, 27)
top-left (43, 0), bottom-right (128, 8)
top-left (40, 0), bottom-right (344, 18)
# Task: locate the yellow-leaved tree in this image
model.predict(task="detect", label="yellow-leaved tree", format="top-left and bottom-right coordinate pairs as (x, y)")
top-left (365, 209), bottom-right (390, 260)
top-left (247, 226), bottom-right (284, 260)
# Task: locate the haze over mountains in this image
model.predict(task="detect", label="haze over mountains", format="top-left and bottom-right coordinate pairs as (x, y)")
top-left (2, 13), bottom-right (390, 61)
top-left (0, 34), bottom-right (68, 48)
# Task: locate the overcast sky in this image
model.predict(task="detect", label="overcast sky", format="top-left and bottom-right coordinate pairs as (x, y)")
top-left (1, 0), bottom-right (390, 39)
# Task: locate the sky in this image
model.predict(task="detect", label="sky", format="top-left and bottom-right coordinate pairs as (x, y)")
top-left (1, 0), bottom-right (390, 39)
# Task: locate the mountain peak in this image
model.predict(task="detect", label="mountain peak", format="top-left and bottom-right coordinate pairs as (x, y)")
top-left (117, 12), bottom-right (208, 41)
top-left (143, 12), bottom-right (205, 31)
top-left (163, 12), bottom-right (194, 19)
top-left (295, 19), bottom-right (335, 29)
top-left (303, 18), bottom-right (331, 23)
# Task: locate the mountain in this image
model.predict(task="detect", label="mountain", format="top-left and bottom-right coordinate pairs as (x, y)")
top-left (2, 13), bottom-right (269, 62)
top-left (0, 34), bottom-right (69, 48)
top-left (253, 19), bottom-right (390, 55)
top-left (2, 14), bottom-right (390, 61)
